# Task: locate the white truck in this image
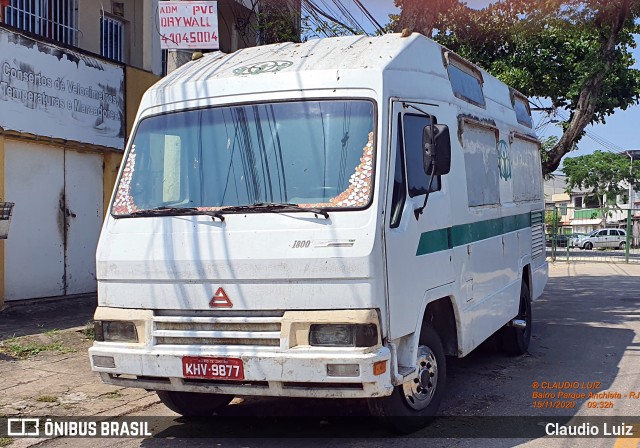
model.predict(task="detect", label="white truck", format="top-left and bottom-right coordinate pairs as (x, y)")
top-left (89, 33), bottom-right (547, 430)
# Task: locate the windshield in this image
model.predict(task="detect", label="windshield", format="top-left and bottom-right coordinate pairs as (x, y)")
top-left (112, 100), bottom-right (375, 216)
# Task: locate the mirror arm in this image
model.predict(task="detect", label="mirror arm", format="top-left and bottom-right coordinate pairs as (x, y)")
top-left (414, 167), bottom-right (436, 220)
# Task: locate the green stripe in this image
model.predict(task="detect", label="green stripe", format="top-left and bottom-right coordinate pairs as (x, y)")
top-left (415, 212), bottom-right (532, 256)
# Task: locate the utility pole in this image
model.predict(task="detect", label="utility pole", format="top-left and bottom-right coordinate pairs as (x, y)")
top-left (623, 151), bottom-right (633, 261)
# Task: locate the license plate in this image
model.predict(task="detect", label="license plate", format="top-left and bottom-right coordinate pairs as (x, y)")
top-left (182, 356), bottom-right (245, 380)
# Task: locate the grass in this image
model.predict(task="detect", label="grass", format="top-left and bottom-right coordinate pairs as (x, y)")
top-left (0, 438), bottom-right (13, 447)
top-left (44, 329), bottom-right (60, 337)
top-left (82, 321), bottom-right (95, 341)
top-left (0, 337), bottom-right (74, 359)
top-left (36, 395), bottom-right (58, 403)
top-left (105, 390), bottom-right (122, 399)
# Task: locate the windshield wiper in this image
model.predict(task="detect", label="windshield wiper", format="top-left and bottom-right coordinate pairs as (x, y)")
top-left (221, 202), bottom-right (330, 219)
top-left (119, 206), bottom-right (225, 222)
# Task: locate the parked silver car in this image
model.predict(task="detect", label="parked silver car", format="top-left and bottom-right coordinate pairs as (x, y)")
top-left (573, 228), bottom-right (627, 250)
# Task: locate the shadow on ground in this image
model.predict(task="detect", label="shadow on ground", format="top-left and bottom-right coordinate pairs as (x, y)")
top-left (0, 294), bottom-right (96, 340)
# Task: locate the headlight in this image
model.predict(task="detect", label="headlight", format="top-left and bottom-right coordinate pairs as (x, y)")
top-left (309, 324), bottom-right (378, 347)
top-left (94, 321), bottom-right (138, 342)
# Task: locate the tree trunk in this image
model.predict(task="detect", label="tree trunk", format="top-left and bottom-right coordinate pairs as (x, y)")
top-left (542, 0), bottom-right (631, 175)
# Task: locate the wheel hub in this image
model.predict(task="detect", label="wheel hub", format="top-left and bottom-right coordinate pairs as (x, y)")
top-left (403, 345), bottom-right (438, 410)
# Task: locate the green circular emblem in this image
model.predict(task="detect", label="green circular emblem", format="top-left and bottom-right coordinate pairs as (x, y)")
top-left (233, 60), bottom-right (293, 76)
top-left (498, 140), bottom-right (512, 180)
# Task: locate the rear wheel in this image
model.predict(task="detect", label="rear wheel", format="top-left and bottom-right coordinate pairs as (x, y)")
top-left (584, 242), bottom-right (593, 250)
top-left (499, 281), bottom-right (532, 356)
top-left (156, 391), bottom-right (234, 416)
top-left (367, 326), bottom-right (446, 433)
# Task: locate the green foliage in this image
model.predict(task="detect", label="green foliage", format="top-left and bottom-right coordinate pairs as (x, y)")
top-left (563, 150), bottom-right (640, 205)
top-left (82, 321), bottom-right (95, 341)
top-left (545, 210), bottom-right (560, 228)
top-left (432, 1), bottom-right (639, 120)
top-left (392, 0), bottom-right (640, 174)
top-left (256, 4), bottom-right (301, 44)
top-left (0, 437), bottom-right (13, 447)
top-left (105, 390), bottom-right (123, 399)
top-left (0, 337), bottom-right (74, 359)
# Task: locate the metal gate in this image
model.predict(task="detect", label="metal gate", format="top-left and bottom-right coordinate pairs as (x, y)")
top-left (545, 205), bottom-right (640, 263)
top-left (4, 141), bottom-right (103, 300)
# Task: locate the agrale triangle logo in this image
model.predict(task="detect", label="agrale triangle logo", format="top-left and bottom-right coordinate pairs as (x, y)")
top-left (210, 287), bottom-right (233, 307)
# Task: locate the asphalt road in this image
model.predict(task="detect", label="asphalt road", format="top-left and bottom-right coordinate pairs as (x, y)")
top-left (29, 262), bottom-right (640, 448)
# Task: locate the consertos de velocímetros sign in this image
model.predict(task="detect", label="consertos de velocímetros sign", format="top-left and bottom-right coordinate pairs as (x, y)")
top-left (0, 27), bottom-right (125, 149)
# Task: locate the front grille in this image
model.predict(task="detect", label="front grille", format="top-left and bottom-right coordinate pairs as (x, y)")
top-left (531, 210), bottom-right (544, 258)
top-left (153, 311), bottom-right (283, 348)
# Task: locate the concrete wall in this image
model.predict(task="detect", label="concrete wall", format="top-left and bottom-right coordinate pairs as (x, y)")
top-left (126, 67), bottom-right (161, 135)
top-left (0, 135), bottom-right (4, 308)
top-left (77, 0), bottom-right (148, 71)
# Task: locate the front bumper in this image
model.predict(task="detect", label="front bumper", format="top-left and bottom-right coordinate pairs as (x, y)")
top-left (89, 344), bottom-right (393, 398)
top-left (89, 307), bottom-right (393, 399)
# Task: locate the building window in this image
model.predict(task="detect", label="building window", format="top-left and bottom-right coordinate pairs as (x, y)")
top-left (2, 0), bottom-right (78, 46)
top-left (559, 202), bottom-right (568, 216)
top-left (574, 197), bottom-right (583, 208)
top-left (585, 195), bottom-right (599, 208)
top-left (101, 15), bottom-right (125, 62)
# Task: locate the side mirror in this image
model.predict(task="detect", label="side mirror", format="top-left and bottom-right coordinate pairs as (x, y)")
top-left (422, 124), bottom-right (451, 175)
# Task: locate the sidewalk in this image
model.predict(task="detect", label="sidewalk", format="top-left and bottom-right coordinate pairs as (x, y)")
top-left (0, 294), bottom-right (160, 423)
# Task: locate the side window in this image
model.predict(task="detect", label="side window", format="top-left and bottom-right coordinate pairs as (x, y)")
top-left (445, 53), bottom-right (486, 107)
top-left (403, 114), bottom-right (441, 198)
top-left (390, 114), bottom-right (407, 228)
top-left (511, 92), bottom-right (533, 128)
top-left (461, 123), bottom-right (500, 206)
top-left (511, 136), bottom-right (543, 202)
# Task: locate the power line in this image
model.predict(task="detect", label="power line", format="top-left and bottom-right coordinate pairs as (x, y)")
top-left (302, 0), bottom-right (361, 35)
top-left (352, 0), bottom-right (385, 34)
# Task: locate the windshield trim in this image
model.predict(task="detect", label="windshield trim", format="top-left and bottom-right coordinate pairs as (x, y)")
top-left (110, 97), bottom-right (379, 219)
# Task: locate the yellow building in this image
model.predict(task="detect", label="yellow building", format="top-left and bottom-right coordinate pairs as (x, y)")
top-left (0, 0), bottom-right (296, 306)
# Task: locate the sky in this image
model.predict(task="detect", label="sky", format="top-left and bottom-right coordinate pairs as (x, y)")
top-left (342, 0), bottom-right (640, 164)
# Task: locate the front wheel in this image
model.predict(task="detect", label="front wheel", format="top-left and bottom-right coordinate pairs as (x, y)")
top-left (156, 390), bottom-right (234, 416)
top-left (619, 241), bottom-right (626, 250)
top-left (584, 242), bottom-right (593, 250)
top-left (499, 281), bottom-right (532, 356)
top-left (367, 326), bottom-right (446, 433)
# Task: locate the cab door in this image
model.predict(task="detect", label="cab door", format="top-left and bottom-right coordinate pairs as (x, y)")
top-left (384, 100), bottom-right (454, 340)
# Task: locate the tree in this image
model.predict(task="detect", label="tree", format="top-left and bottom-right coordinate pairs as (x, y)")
top-left (391, 0), bottom-right (640, 175)
top-left (252, 0), bottom-right (302, 44)
top-left (563, 150), bottom-right (640, 225)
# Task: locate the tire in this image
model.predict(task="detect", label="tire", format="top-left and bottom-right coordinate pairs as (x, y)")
top-left (584, 242), bottom-right (593, 250)
top-left (156, 391), bottom-right (234, 416)
top-left (619, 241), bottom-right (626, 250)
top-left (499, 281), bottom-right (532, 356)
top-left (367, 326), bottom-right (446, 434)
